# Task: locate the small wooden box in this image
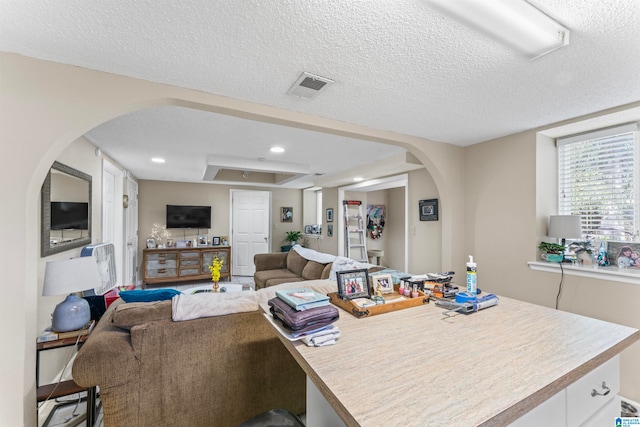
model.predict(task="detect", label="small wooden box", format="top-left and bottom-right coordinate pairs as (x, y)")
top-left (328, 284), bottom-right (430, 318)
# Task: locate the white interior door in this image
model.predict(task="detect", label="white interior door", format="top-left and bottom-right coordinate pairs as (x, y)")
top-left (124, 177), bottom-right (138, 286)
top-left (102, 159), bottom-right (124, 287)
top-left (231, 190), bottom-right (270, 276)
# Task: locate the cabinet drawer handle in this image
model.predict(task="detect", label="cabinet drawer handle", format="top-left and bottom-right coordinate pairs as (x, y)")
top-left (591, 381), bottom-right (610, 397)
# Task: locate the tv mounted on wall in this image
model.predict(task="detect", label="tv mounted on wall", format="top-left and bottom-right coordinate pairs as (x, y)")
top-left (166, 205), bottom-right (211, 229)
top-left (50, 201), bottom-right (89, 230)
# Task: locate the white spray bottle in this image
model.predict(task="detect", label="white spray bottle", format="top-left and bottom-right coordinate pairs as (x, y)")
top-left (466, 255), bottom-right (477, 296)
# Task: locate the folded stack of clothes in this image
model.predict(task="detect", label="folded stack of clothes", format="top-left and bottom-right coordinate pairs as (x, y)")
top-left (268, 287), bottom-right (340, 346)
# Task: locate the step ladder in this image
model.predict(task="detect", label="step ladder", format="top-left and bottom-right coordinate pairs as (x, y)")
top-left (343, 200), bottom-right (368, 262)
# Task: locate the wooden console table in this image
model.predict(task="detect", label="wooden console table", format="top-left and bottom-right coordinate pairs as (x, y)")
top-left (142, 246), bottom-right (231, 288)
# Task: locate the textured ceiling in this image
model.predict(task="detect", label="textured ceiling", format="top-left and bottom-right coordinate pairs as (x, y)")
top-left (2, 0), bottom-right (640, 186)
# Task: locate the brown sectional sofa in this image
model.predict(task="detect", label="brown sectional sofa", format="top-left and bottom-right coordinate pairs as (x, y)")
top-left (71, 281), bottom-right (344, 427)
top-left (253, 249), bottom-right (332, 289)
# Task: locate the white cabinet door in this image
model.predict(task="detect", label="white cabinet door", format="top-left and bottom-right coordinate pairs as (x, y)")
top-left (566, 356), bottom-right (620, 427)
top-left (509, 390), bottom-right (565, 427)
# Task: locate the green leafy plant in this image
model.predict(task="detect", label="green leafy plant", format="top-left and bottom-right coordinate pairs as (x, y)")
top-left (285, 231), bottom-right (302, 244)
top-left (569, 240), bottom-right (594, 255)
top-left (538, 242), bottom-right (566, 254)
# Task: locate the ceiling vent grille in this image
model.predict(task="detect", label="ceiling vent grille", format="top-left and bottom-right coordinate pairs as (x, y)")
top-left (287, 72), bottom-right (334, 99)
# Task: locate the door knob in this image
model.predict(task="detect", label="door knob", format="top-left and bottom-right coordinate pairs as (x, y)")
top-left (591, 381), bottom-right (610, 397)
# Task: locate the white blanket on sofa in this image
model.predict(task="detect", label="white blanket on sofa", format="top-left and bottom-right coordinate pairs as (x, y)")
top-left (172, 292), bottom-right (259, 321)
top-left (291, 245), bottom-right (376, 280)
top-left (292, 245), bottom-right (337, 264)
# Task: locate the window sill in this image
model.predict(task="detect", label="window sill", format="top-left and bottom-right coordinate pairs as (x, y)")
top-left (528, 261), bottom-right (640, 285)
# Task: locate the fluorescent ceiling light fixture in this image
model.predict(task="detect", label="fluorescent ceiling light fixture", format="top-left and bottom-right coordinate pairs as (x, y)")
top-left (423, 0), bottom-right (569, 60)
top-left (270, 147), bottom-right (285, 153)
top-left (353, 177), bottom-right (364, 182)
top-left (151, 157), bottom-right (165, 163)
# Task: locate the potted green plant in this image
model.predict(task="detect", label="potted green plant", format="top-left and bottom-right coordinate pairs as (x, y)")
top-left (538, 241), bottom-right (565, 262)
top-left (569, 240), bottom-right (594, 265)
top-left (281, 230), bottom-right (302, 252)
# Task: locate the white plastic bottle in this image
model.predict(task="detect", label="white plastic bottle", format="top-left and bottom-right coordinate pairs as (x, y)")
top-left (466, 255), bottom-right (477, 296)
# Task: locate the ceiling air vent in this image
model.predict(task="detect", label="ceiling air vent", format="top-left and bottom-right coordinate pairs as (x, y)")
top-left (287, 72), bottom-right (334, 99)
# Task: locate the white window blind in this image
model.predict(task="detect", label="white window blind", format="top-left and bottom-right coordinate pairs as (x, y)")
top-left (557, 123), bottom-right (639, 241)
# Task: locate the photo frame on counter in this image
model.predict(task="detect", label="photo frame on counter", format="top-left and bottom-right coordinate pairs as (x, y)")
top-left (197, 235), bottom-right (208, 246)
top-left (370, 274), bottom-right (393, 294)
top-left (419, 199), bottom-right (439, 221)
top-left (212, 236), bottom-right (221, 246)
top-left (326, 208), bottom-right (333, 223)
top-left (336, 269), bottom-right (371, 300)
top-left (146, 238), bottom-right (156, 249)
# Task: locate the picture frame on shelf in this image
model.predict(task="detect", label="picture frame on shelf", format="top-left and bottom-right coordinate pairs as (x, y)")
top-left (336, 269), bottom-right (371, 300)
top-left (176, 240), bottom-right (189, 248)
top-left (220, 236), bottom-right (229, 245)
top-left (166, 239), bottom-right (174, 248)
top-left (146, 238), bottom-right (156, 249)
top-left (212, 236), bottom-right (221, 246)
top-left (281, 207), bottom-right (293, 222)
top-left (326, 208), bottom-right (333, 223)
top-left (370, 274), bottom-right (393, 294)
top-left (419, 199), bottom-right (438, 221)
top-left (607, 241), bottom-right (640, 268)
top-left (197, 235), bottom-right (208, 246)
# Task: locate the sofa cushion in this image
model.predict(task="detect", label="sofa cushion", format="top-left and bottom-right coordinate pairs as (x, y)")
top-left (265, 277), bottom-right (305, 287)
top-left (255, 268), bottom-right (301, 283)
top-left (286, 249), bottom-right (307, 277)
top-left (112, 300), bottom-right (172, 330)
top-left (301, 260), bottom-right (328, 280)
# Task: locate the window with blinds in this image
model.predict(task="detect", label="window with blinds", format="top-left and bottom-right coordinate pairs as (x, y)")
top-left (557, 123), bottom-right (639, 241)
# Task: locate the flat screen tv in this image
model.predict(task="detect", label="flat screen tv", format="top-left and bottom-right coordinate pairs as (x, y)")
top-left (166, 205), bottom-right (211, 229)
top-left (50, 201), bottom-right (89, 230)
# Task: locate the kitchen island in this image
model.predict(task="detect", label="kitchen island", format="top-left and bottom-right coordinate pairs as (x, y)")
top-left (265, 293), bottom-right (638, 426)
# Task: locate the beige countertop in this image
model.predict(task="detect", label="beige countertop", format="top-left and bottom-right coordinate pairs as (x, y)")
top-left (268, 294), bottom-right (639, 426)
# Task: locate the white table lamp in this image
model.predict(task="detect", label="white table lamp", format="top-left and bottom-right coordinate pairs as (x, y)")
top-left (43, 257), bottom-right (102, 332)
top-left (548, 215), bottom-right (582, 246)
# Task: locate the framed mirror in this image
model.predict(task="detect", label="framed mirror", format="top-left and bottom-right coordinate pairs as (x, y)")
top-left (41, 161), bottom-right (92, 256)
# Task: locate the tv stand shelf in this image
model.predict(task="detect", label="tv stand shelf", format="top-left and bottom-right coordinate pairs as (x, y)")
top-left (142, 246), bottom-right (231, 288)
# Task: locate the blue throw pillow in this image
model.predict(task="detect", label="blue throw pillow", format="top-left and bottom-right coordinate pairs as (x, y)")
top-left (119, 289), bottom-right (181, 303)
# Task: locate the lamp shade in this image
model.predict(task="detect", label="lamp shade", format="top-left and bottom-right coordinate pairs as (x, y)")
top-left (43, 256), bottom-right (102, 296)
top-left (43, 257), bottom-right (102, 332)
top-left (548, 215), bottom-right (582, 239)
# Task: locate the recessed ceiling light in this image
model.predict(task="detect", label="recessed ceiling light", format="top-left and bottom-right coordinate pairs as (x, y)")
top-left (270, 147), bottom-right (285, 153)
top-left (353, 177), bottom-right (364, 182)
top-left (151, 157), bottom-right (165, 163)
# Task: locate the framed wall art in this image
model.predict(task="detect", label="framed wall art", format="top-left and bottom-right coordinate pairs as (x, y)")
top-left (336, 269), bottom-right (371, 300)
top-left (419, 199), bottom-right (439, 221)
top-left (281, 207), bottom-right (293, 222)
